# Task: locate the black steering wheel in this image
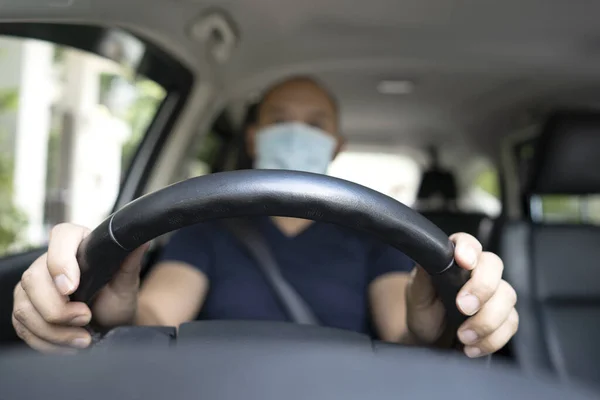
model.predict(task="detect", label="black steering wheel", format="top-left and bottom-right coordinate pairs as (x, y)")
top-left (73, 169), bottom-right (468, 326)
top-left (1, 170), bottom-right (596, 400)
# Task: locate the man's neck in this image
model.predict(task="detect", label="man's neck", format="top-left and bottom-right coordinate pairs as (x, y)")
top-left (271, 216), bottom-right (314, 237)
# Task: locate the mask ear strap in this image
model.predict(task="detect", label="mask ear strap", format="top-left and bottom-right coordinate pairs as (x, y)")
top-left (334, 133), bottom-right (347, 158)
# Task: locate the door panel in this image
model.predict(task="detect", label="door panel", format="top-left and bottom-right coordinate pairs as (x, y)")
top-left (0, 248), bottom-right (46, 345)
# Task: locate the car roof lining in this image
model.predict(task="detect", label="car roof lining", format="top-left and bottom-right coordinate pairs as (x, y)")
top-left (3, 0), bottom-right (600, 198)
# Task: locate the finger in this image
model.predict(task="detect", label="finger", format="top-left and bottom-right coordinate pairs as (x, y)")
top-left (106, 243), bottom-right (150, 296)
top-left (12, 303), bottom-right (92, 348)
top-left (19, 257), bottom-right (91, 325)
top-left (464, 308), bottom-right (519, 358)
top-left (12, 316), bottom-right (78, 354)
top-left (47, 223), bottom-right (91, 295)
top-left (406, 266), bottom-right (437, 309)
top-left (457, 280), bottom-right (517, 345)
top-left (456, 252), bottom-right (504, 316)
top-left (450, 233), bottom-right (482, 271)
top-left (405, 266), bottom-right (446, 343)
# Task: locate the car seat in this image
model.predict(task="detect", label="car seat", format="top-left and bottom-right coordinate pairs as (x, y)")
top-left (499, 110), bottom-right (600, 386)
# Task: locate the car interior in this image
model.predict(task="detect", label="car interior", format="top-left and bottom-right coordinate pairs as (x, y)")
top-left (499, 111), bottom-right (600, 385)
top-left (0, 0), bottom-right (600, 398)
top-left (413, 147), bottom-right (494, 246)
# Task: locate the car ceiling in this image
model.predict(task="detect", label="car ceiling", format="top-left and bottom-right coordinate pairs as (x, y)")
top-left (5, 0), bottom-right (600, 159)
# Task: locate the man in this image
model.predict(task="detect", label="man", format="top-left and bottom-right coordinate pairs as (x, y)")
top-left (12, 76), bottom-right (518, 357)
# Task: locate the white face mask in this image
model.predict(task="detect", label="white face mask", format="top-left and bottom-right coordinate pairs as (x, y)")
top-left (254, 122), bottom-right (337, 175)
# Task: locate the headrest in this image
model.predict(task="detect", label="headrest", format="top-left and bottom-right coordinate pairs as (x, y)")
top-left (417, 168), bottom-right (457, 201)
top-left (244, 102), bottom-right (259, 127)
top-left (528, 111), bottom-right (600, 195)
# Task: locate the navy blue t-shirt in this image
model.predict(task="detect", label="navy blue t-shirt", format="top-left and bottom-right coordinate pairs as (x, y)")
top-left (158, 217), bottom-right (414, 335)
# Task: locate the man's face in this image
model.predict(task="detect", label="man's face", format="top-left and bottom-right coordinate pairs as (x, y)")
top-left (247, 79), bottom-right (344, 158)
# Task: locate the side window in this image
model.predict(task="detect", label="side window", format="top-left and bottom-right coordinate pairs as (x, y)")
top-left (514, 136), bottom-right (600, 224)
top-left (510, 136), bottom-right (600, 224)
top-left (473, 167), bottom-right (501, 200)
top-left (0, 35), bottom-right (166, 256)
top-left (588, 197), bottom-right (600, 224)
top-left (533, 195), bottom-right (600, 224)
top-left (514, 136), bottom-right (537, 189)
top-left (181, 111), bottom-right (237, 181)
top-left (458, 160), bottom-right (502, 218)
top-left (184, 130), bottom-right (224, 179)
top-left (328, 150), bottom-right (422, 206)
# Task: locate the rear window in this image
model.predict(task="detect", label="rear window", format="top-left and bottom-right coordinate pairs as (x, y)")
top-left (531, 195), bottom-right (600, 224)
top-left (328, 150), bottom-right (421, 206)
top-left (460, 162), bottom-right (502, 217)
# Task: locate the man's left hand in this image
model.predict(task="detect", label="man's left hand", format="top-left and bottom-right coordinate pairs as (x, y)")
top-left (405, 233), bottom-right (519, 357)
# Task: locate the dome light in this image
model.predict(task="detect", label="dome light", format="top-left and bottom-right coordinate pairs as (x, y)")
top-left (377, 80), bottom-right (415, 95)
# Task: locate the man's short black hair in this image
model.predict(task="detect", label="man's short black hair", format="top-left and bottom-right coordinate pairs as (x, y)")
top-left (248, 75), bottom-right (340, 125)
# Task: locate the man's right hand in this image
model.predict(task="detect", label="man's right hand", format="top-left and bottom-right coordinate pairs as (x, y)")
top-left (12, 223), bottom-right (148, 353)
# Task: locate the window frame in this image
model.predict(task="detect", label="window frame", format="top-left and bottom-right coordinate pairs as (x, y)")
top-left (0, 22), bottom-right (194, 255)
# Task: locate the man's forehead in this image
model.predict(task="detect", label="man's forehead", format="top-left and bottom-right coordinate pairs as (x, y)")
top-left (260, 78), bottom-right (338, 114)
top-left (263, 102), bottom-right (334, 117)
top-left (267, 82), bottom-right (329, 102)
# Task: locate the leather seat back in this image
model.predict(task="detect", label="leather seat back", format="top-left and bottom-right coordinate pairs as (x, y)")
top-left (500, 111), bottom-right (600, 385)
top-left (416, 166), bottom-right (493, 246)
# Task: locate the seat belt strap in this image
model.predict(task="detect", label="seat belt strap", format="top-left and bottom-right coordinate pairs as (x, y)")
top-left (221, 218), bottom-right (320, 326)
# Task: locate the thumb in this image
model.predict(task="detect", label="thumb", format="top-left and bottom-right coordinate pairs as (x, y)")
top-left (106, 243), bottom-right (150, 295)
top-left (406, 266), bottom-right (437, 310)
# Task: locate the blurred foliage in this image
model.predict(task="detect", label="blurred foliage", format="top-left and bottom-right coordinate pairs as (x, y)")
top-left (53, 46), bottom-right (66, 63)
top-left (588, 197), bottom-right (600, 223)
top-left (119, 78), bottom-right (166, 171)
top-left (97, 72), bottom-right (166, 171)
top-left (0, 154), bottom-right (27, 253)
top-left (0, 87), bottom-right (27, 253)
top-left (0, 44), bottom-right (169, 254)
top-left (195, 130), bottom-right (222, 167)
top-left (44, 118), bottom-right (62, 192)
top-left (474, 168), bottom-right (500, 198)
top-left (517, 139), bottom-right (599, 223)
top-left (0, 88), bottom-right (19, 110)
top-left (540, 195), bottom-right (582, 222)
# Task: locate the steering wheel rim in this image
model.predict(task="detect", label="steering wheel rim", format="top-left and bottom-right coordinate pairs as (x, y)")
top-left (73, 169), bottom-right (467, 326)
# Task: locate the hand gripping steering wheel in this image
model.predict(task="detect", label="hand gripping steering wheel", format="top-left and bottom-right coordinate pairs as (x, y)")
top-left (2, 170), bottom-right (596, 400)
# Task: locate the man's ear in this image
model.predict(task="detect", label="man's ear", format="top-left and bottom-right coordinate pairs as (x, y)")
top-left (246, 124), bottom-right (258, 159)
